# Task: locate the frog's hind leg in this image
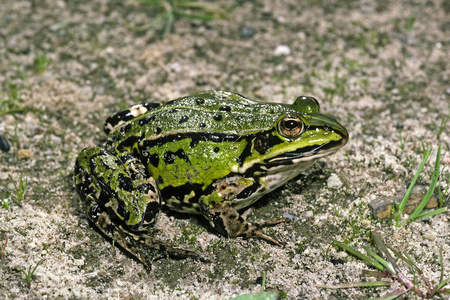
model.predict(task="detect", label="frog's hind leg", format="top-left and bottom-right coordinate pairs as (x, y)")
top-left (201, 201), bottom-right (289, 247)
top-left (74, 147), bottom-right (201, 268)
top-left (75, 147), bottom-right (160, 230)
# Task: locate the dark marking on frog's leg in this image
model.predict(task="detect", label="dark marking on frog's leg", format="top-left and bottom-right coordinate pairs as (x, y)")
top-left (161, 182), bottom-right (204, 213)
top-left (103, 102), bottom-right (161, 134)
top-left (200, 201), bottom-right (286, 247)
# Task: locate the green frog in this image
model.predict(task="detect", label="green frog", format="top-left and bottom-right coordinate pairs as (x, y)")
top-left (74, 91), bottom-right (348, 268)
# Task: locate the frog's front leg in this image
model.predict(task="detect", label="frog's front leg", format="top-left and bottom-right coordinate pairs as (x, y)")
top-left (74, 147), bottom-right (200, 268)
top-left (199, 177), bottom-right (288, 246)
top-left (203, 201), bottom-right (288, 246)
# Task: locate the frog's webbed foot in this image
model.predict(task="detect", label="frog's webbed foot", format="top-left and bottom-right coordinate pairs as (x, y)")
top-left (89, 204), bottom-right (204, 269)
top-left (202, 201), bottom-right (288, 246)
top-left (242, 207), bottom-right (290, 228)
top-left (113, 224), bottom-right (206, 269)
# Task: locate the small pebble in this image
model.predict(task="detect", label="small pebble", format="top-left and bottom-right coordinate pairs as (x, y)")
top-left (423, 232), bottom-right (436, 241)
top-left (4, 114), bottom-right (16, 125)
top-left (50, 135), bottom-right (62, 144)
top-left (273, 45), bottom-right (291, 56)
top-left (17, 149), bottom-right (33, 159)
top-left (283, 212), bottom-right (295, 220)
top-left (327, 173), bottom-right (343, 189)
top-left (302, 210), bottom-right (314, 218)
top-left (168, 62), bottom-right (181, 73)
top-left (24, 112), bottom-right (39, 125)
top-left (239, 26), bottom-right (256, 38)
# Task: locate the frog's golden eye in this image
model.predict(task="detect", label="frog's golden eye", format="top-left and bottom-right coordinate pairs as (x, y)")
top-left (278, 115), bottom-right (304, 138)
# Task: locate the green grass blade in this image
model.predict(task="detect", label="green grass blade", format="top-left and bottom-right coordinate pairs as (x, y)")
top-left (163, 11), bottom-right (175, 35)
top-left (372, 231), bottom-right (398, 271)
top-left (396, 148), bottom-right (433, 226)
top-left (430, 276), bottom-right (450, 296)
top-left (409, 145), bottom-right (441, 220)
top-left (413, 207), bottom-right (447, 222)
top-left (30, 259), bottom-right (44, 276)
top-left (172, 11), bottom-right (215, 20)
top-left (362, 246), bottom-right (395, 274)
top-left (438, 277), bottom-right (450, 290)
top-left (139, 0), bottom-right (164, 7)
top-left (437, 276), bottom-right (450, 290)
top-left (332, 239), bottom-right (385, 271)
top-left (386, 244), bottom-right (417, 271)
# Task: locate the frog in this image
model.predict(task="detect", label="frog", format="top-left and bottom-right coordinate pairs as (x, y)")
top-left (74, 90), bottom-right (348, 268)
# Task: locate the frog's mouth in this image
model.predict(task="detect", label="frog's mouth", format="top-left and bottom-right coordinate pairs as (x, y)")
top-left (264, 139), bottom-right (346, 167)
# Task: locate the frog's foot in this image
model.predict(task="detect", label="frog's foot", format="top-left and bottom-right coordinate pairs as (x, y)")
top-left (253, 217), bottom-right (291, 228)
top-left (202, 201), bottom-right (287, 246)
top-left (242, 208), bottom-right (290, 228)
top-left (113, 224), bottom-right (206, 269)
top-left (88, 203), bottom-right (204, 269)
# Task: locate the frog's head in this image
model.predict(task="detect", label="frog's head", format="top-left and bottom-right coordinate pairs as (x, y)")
top-left (242, 96), bottom-right (348, 176)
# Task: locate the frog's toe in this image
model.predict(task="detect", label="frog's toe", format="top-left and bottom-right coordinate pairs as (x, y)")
top-left (242, 226), bottom-right (285, 247)
top-left (201, 201), bottom-right (285, 246)
top-left (253, 217), bottom-right (291, 228)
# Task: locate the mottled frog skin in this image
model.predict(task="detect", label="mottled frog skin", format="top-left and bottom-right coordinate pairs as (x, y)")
top-left (74, 91), bottom-right (348, 267)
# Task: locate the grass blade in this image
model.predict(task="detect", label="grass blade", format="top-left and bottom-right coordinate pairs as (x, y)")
top-left (372, 231), bottom-right (398, 271)
top-left (409, 145), bottom-right (441, 221)
top-left (332, 239), bottom-right (385, 271)
top-left (361, 269), bottom-right (391, 278)
top-left (395, 148), bottom-right (432, 226)
top-left (362, 246), bottom-right (395, 274)
top-left (413, 207), bottom-right (447, 221)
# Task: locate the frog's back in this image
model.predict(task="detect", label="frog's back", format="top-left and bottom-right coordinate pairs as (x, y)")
top-left (107, 91), bottom-right (295, 146)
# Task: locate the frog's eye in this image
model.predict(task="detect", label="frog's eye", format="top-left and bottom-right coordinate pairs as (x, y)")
top-left (278, 115), bottom-right (304, 138)
top-left (292, 96), bottom-right (320, 113)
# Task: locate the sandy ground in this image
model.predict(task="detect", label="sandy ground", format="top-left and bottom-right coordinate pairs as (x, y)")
top-left (0, 0), bottom-right (449, 299)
